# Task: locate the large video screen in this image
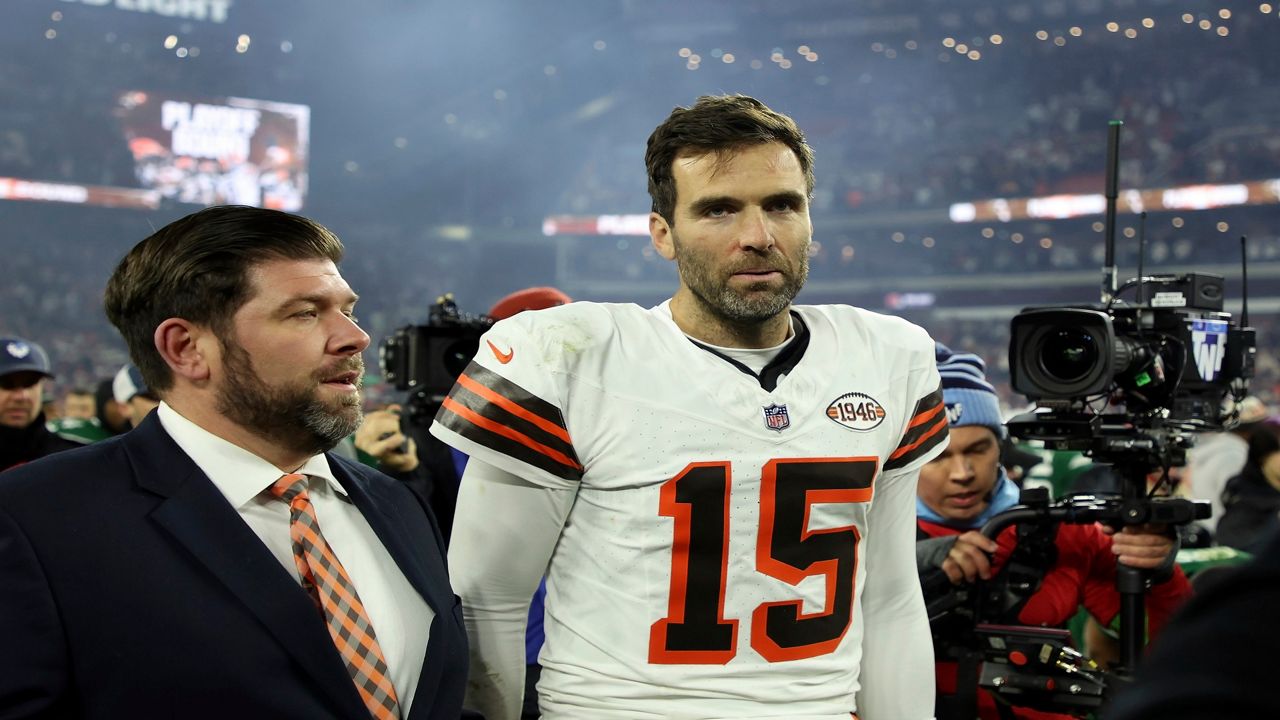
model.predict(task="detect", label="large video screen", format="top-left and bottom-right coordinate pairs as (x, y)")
top-left (0, 89), bottom-right (310, 212)
top-left (116, 90), bottom-right (310, 211)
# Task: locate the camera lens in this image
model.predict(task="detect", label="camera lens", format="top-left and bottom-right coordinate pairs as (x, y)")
top-left (1038, 327), bottom-right (1099, 383)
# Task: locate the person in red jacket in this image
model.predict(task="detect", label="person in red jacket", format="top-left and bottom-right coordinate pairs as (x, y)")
top-left (916, 344), bottom-right (1192, 720)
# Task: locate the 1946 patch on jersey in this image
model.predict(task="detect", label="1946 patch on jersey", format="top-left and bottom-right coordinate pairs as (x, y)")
top-left (826, 392), bottom-right (887, 431)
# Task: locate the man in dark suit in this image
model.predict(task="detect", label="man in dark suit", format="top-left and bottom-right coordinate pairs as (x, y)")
top-left (0, 205), bottom-right (468, 719)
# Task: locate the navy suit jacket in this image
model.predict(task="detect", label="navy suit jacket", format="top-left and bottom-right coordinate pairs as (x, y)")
top-left (0, 412), bottom-right (468, 720)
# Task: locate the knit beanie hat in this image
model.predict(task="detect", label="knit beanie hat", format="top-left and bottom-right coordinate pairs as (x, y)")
top-left (935, 342), bottom-right (1006, 439)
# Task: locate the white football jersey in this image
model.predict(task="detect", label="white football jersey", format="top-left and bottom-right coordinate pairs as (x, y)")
top-left (433, 301), bottom-right (947, 719)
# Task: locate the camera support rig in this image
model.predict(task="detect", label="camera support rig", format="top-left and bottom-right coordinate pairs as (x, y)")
top-left (973, 120), bottom-right (1255, 715)
top-left (977, 442), bottom-right (1210, 677)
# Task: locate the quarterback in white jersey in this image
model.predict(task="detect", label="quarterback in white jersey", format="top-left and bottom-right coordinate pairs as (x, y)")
top-left (434, 94), bottom-right (948, 719)
top-left (435, 301), bottom-right (946, 719)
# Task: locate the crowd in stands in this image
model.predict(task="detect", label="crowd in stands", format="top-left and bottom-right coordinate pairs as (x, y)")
top-left (7, 5), bottom-right (1278, 228)
top-left (551, 9), bottom-right (1280, 217)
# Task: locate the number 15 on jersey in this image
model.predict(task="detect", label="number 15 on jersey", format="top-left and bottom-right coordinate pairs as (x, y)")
top-left (649, 457), bottom-right (878, 664)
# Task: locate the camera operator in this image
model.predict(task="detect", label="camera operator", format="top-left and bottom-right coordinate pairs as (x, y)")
top-left (353, 403), bottom-right (420, 474)
top-left (916, 344), bottom-right (1193, 720)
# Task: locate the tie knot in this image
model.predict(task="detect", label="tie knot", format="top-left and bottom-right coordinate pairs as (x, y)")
top-left (270, 473), bottom-right (309, 503)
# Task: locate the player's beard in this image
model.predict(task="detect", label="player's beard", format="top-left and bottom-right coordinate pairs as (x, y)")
top-left (671, 229), bottom-right (809, 325)
top-left (214, 337), bottom-right (364, 457)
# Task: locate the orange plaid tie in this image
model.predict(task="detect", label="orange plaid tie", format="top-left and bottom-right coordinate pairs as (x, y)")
top-left (270, 473), bottom-right (401, 720)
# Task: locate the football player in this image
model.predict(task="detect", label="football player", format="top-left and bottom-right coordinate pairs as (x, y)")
top-left (433, 94), bottom-right (949, 719)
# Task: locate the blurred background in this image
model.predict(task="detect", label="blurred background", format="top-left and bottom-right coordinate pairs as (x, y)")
top-left (2, 0), bottom-right (1276, 407)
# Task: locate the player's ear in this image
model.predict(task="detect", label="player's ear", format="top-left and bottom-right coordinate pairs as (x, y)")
top-left (650, 212), bottom-right (676, 261)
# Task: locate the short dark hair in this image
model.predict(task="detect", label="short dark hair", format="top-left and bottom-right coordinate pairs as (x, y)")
top-left (104, 205), bottom-right (344, 395)
top-left (644, 94), bottom-right (815, 224)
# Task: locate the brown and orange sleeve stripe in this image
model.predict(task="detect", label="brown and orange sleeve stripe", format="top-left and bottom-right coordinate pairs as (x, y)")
top-left (436, 361), bottom-right (584, 482)
top-left (883, 384), bottom-right (948, 471)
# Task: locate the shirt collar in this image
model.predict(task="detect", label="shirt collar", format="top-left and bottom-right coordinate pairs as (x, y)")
top-left (157, 401), bottom-right (347, 509)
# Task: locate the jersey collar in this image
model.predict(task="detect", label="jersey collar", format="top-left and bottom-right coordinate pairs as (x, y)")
top-left (687, 311), bottom-right (810, 392)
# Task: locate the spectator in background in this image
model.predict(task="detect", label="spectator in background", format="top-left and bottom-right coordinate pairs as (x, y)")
top-left (46, 381), bottom-right (111, 443)
top-left (1215, 417), bottom-right (1280, 553)
top-left (0, 336), bottom-right (82, 471)
top-left (40, 387), bottom-right (61, 423)
top-left (916, 344), bottom-right (1192, 720)
top-left (1186, 395), bottom-right (1270, 535)
top-left (95, 377), bottom-right (131, 436)
top-left (61, 387), bottom-right (96, 420)
top-left (112, 362), bottom-right (161, 426)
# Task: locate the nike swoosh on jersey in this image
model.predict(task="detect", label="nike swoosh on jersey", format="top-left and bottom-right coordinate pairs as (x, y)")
top-left (437, 361), bottom-right (583, 481)
top-left (884, 384), bottom-right (949, 471)
top-left (487, 340), bottom-right (514, 364)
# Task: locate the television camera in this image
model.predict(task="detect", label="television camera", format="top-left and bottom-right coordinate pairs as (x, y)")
top-left (378, 294), bottom-right (493, 425)
top-left (931, 121), bottom-right (1256, 718)
top-left (1008, 272), bottom-right (1254, 468)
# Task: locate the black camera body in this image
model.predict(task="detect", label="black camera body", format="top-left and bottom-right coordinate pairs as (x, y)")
top-left (987, 270), bottom-right (1253, 711)
top-left (1009, 272), bottom-right (1254, 448)
top-left (378, 295), bottom-right (492, 403)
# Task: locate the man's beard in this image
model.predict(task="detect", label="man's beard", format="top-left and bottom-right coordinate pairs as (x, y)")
top-left (672, 230), bottom-right (809, 325)
top-left (215, 338), bottom-right (364, 457)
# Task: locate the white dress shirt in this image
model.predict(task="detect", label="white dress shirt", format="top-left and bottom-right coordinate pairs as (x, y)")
top-left (157, 402), bottom-right (432, 714)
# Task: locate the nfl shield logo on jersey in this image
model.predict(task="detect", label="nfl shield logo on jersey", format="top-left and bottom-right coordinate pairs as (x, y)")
top-left (762, 403), bottom-right (790, 432)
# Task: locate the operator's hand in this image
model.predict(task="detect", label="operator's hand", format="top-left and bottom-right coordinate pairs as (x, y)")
top-left (354, 404), bottom-right (419, 473)
top-left (1103, 523), bottom-right (1176, 569)
top-left (942, 531), bottom-right (999, 585)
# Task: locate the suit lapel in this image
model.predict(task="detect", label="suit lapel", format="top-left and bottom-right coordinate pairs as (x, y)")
top-left (329, 458), bottom-right (452, 615)
top-left (125, 416), bottom-right (371, 719)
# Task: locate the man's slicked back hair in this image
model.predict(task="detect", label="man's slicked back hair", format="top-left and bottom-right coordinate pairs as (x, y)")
top-left (103, 205), bottom-right (345, 395)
